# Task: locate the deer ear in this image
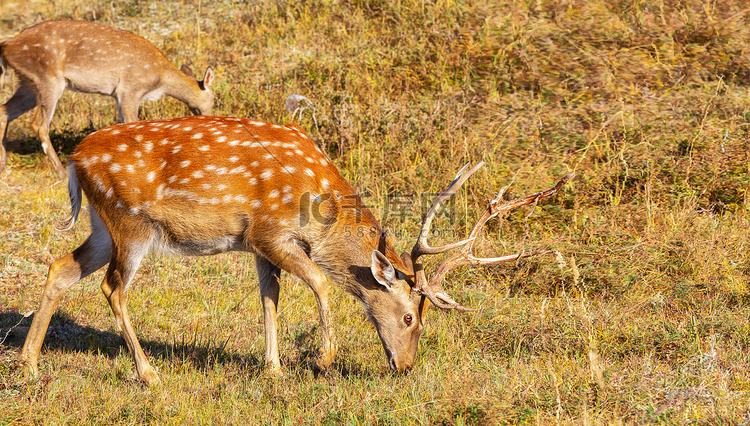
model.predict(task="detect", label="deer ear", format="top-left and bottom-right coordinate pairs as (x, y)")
top-left (202, 67), bottom-right (215, 89)
top-left (180, 64), bottom-right (195, 78)
top-left (371, 250), bottom-right (395, 289)
top-left (400, 252), bottom-right (414, 273)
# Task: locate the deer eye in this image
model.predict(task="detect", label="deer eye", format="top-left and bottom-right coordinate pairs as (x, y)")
top-left (403, 314), bottom-right (413, 327)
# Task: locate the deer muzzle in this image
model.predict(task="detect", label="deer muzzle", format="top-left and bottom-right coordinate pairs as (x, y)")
top-left (384, 348), bottom-right (414, 372)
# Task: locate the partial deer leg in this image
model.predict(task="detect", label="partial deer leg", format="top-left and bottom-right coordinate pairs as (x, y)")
top-left (19, 215), bottom-right (113, 377)
top-left (115, 91), bottom-right (141, 123)
top-left (30, 80), bottom-right (66, 178)
top-left (0, 83), bottom-right (37, 175)
top-left (99, 240), bottom-right (155, 385)
top-left (260, 242), bottom-right (337, 370)
top-left (255, 255), bottom-right (282, 373)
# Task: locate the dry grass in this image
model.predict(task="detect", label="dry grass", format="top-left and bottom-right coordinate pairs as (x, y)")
top-left (1, 0), bottom-right (750, 424)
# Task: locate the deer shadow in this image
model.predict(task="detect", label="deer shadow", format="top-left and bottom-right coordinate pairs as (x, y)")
top-left (3, 128), bottom-right (90, 158)
top-left (0, 310), bottom-right (264, 375)
top-left (0, 310), bottom-right (373, 378)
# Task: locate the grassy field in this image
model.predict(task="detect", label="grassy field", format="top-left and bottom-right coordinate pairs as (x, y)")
top-left (1, 0), bottom-right (749, 423)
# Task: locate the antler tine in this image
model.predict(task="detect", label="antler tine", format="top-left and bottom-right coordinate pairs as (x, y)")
top-left (411, 161), bottom-right (485, 261)
top-left (418, 173), bottom-right (574, 311)
top-left (467, 171), bottom-right (574, 247)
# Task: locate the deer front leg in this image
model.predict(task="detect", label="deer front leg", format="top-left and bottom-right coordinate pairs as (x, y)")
top-left (310, 281), bottom-right (336, 370)
top-left (299, 271), bottom-right (337, 369)
top-left (0, 105), bottom-right (8, 175)
top-left (255, 255), bottom-right (282, 374)
top-left (115, 91), bottom-right (141, 123)
top-left (261, 244), bottom-right (337, 370)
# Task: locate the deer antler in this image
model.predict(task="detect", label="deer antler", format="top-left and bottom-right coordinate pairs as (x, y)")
top-left (409, 162), bottom-right (484, 311)
top-left (411, 162), bottom-right (485, 260)
top-left (412, 166), bottom-right (574, 311)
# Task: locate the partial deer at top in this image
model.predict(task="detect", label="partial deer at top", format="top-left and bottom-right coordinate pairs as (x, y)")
top-left (0, 20), bottom-right (215, 178)
top-left (18, 115), bottom-right (571, 385)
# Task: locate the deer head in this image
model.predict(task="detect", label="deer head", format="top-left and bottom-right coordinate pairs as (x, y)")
top-left (371, 163), bottom-right (573, 371)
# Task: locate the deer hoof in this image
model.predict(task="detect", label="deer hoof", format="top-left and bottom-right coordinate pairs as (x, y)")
top-left (315, 348), bottom-right (337, 371)
top-left (265, 363), bottom-right (284, 377)
top-left (139, 367), bottom-right (160, 386)
top-left (17, 356), bottom-right (39, 380)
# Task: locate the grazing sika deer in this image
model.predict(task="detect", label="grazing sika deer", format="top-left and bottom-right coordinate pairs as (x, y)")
top-left (0, 20), bottom-right (215, 178)
top-left (18, 115), bottom-right (571, 385)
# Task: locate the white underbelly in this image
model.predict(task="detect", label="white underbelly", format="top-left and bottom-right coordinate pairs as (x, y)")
top-left (142, 88), bottom-right (165, 102)
top-left (151, 234), bottom-right (251, 257)
top-left (63, 67), bottom-right (120, 96)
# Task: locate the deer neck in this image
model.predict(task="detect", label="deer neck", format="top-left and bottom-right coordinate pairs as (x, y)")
top-left (161, 69), bottom-right (202, 108)
top-left (307, 200), bottom-right (387, 299)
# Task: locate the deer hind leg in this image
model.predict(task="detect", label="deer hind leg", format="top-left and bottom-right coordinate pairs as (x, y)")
top-left (19, 216), bottom-right (113, 377)
top-left (30, 79), bottom-right (66, 178)
top-left (100, 238), bottom-right (156, 385)
top-left (255, 255), bottom-right (282, 374)
top-left (258, 242), bottom-right (337, 370)
top-left (0, 82), bottom-right (37, 175)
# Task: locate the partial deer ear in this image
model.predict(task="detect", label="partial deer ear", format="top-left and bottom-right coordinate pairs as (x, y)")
top-left (371, 250), bottom-right (395, 289)
top-left (202, 67), bottom-right (215, 89)
top-left (180, 64), bottom-right (195, 78)
top-left (400, 252), bottom-right (414, 273)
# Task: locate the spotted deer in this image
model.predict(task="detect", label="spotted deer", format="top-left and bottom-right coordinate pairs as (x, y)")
top-left (0, 20), bottom-right (215, 178)
top-left (18, 115), bottom-right (571, 385)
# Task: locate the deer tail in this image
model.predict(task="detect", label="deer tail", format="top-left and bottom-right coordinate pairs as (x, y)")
top-left (56, 164), bottom-right (82, 232)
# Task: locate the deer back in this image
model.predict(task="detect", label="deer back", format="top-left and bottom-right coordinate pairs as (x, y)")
top-left (71, 116), bottom-right (367, 255)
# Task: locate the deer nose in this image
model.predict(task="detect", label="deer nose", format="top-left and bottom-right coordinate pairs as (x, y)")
top-left (385, 349), bottom-right (397, 371)
top-left (385, 349), bottom-right (413, 372)
top-left (389, 357), bottom-right (398, 372)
